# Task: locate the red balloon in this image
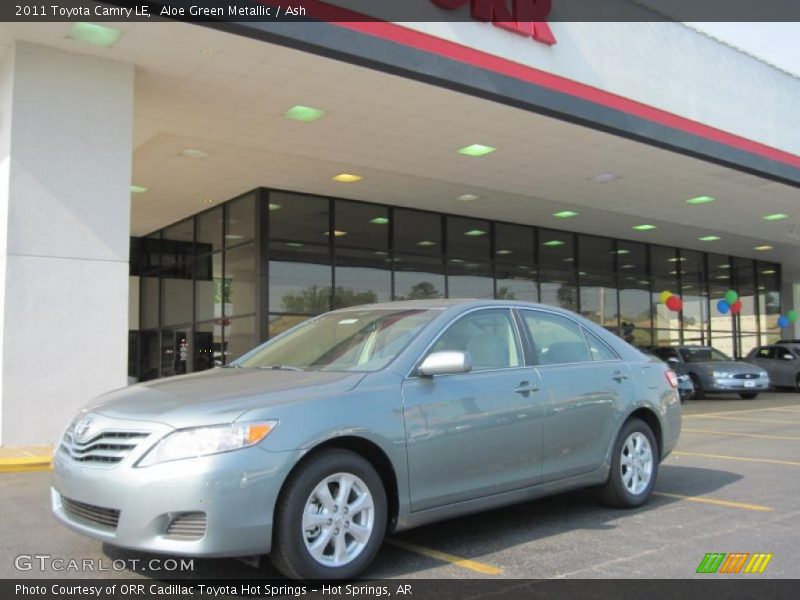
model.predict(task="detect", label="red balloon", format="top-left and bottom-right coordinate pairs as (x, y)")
top-left (666, 295), bottom-right (683, 312)
top-left (730, 299), bottom-right (743, 314)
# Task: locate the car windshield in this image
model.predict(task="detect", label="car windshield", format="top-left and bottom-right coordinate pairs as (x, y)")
top-left (679, 347), bottom-right (732, 363)
top-left (236, 308), bottom-right (439, 372)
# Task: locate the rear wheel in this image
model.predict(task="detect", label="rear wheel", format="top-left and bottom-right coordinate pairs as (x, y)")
top-left (795, 373), bottom-right (800, 392)
top-left (739, 392), bottom-right (758, 400)
top-left (689, 373), bottom-right (704, 400)
top-left (598, 418), bottom-right (659, 508)
top-left (270, 449), bottom-right (387, 580)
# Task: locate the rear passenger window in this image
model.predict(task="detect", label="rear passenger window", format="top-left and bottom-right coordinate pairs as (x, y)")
top-left (522, 311), bottom-right (591, 365)
top-left (756, 347), bottom-right (775, 359)
top-left (583, 329), bottom-right (619, 361)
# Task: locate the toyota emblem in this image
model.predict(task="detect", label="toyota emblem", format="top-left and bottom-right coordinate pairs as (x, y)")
top-left (74, 415), bottom-right (94, 443)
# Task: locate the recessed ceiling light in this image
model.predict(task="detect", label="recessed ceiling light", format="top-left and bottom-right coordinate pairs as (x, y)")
top-left (763, 213), bottom-right (788, 221)
top-left (615, 249), bottom-right (631, 255)
top-left (464, 229), bottom-right (487, 237)
top-left (457, 194), bottom-right (479, 202)
top-left (284, 105), bottom-right (326, 122)
top-left (578, 271), bottom-right (587, 276)
top-left (590, 173), bottom-right (620, 183)
top-left (324, 230), bottom-right (348, 237)
top-left (687, 195), bottom-right (715, 205)
top-left (457, 144), bottom-right (496, 157)
top-left (449, 258), bottom-right (465, 264)
top-left (667, 257), bottom-right (687, 262)
top-left (203, 199), bottom-right (215, 204)
top-left (268, 203), bottom-right (282, 211)
top-left (225, 234), bottom-right (244, 240)
top-left (553, 210), bottom-right (578, 219)
top-left (563, 257), bottom-right (575, 263)
top-left (496, 249), bottom-right (514, 255)
top-left (620, 264), bottom-right (635, 269)
top-left (754, 245), bottom-right (773, 251)
top-left (543, 240), bottom-right (565, 247)
top-left (373, 250), bottom-right (389, 256)
top-left (715, 275), bottom-right (729, 279)
top-left (130, 185), bottom-right (148, 194)
top-left (199, 48), bottom-right (215, 55)
top-left (416, 240), bottom-right (437, 247)
top-left (369, 217), bottom-right (389, 225)
top-left (332, 173), bottom-right (362, 183)
top-left (286, 242), bottom-right (304, 248)
top-left (669, 270), bottom-right (677, 275)
top-left (762, 269), bottom-right (776, 275)
top-left (181, 148), bottom-right (209, 159)
top-left (699, 235), bottom-right (721, 241)
top-left (632, 224), bottom-right (657, 231)
top-left (67, 22), bottom-right (123, 47)
top-left (719, 264), bottom-right (730, 269)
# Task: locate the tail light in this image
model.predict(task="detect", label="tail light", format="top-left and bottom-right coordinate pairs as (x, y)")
top-left (665, 370), bottom-right (678, 389)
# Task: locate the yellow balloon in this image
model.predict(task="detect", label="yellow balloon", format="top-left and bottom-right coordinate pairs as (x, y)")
top-left (660, 291), bottom-right (673, 304)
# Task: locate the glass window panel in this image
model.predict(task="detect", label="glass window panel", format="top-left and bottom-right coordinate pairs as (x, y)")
top-left (447, 259), bottom-right (493, 299)
top-left (334, 249), bottom-right (391, 308)
top-left (522, 310), bottom-right (591, 365)
top-left (495, 223), bottom-right (534, 263)
top-left (269, 192), bottom-right (329, 244)
top-left (619, 277), bottom-right (652, 338)
top-left (757, 262), bottom-right (781, 342)
top-left (447, 216), bottom-right (490, 260)
top-left (193, 321), bottom-right (222, 371)
top-left (161, 278), bottom-right (193, 326)
top-left (708, 253), bottom-right (734, 334)
top-left (196, 207), bottom-right (223, 254)
top-left (732, 257), bottom-right (757, 333)
top-left (495, 264), bottom-right (538, 302)
top-left (538, 229), bottom-right (574, 267)
top-left (393, 254), bottom-right (445, 300)
top-left (584, 329), bottom-right (619, 361)
top-left (579, 235), bottom-right (614, 273)
top-left (579, 272), bottom-right (618, 330)
top-left (431, 309), bottom-right (521, 370)
top-left (224, 243), bottom-right (256, 317)
top-left (651, 246), bottom-right (680, 330)
top-left (138, 330), bottom-right (160, 382)
top-left (654, 330), bottom-right (682, 347)
top-left (160, 328), bottom-right (190, 378)
top-left (269, 242), bottom-right (331, 315)
top-left (163, 219), bottom-right (193, 243)
top-left (680, 249), bottom-right (708, 337)
top-left (226, 193), bottom-right (256, 246)
top-left (739, 334), bottom-right (759, 359)
top-left (140, 232), bottom-right (162, 275)
top-left (616, 241), bottom-right (647, 276)
top-left (140, 276), bottom-right (159, 329)
top-left (269, 314), bottom-right (312, 339)
top-left (540, 269), bottom-right (577, 312)
top-left (709, 332), bottom-right (736, 358)
top-left (195, 252), bottom-right (222, 323)
top-left (224, 316), bottom-right (256, 364)
top-left (335, 200), bottom-right (389, 249)
top-left (393, 209), bottom-right (442, 256)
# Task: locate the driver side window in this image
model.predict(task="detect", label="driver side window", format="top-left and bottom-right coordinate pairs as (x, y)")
top-left (430, 309), bottom-right (522, 371)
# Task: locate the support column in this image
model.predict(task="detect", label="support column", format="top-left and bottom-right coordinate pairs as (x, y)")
top-left (0, 41), bottom-right (134, 445)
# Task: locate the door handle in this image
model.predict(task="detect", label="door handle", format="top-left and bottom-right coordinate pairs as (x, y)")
top-left (514, 381), bottom-right (539, 395)
top-left (612, 371), bottom-right (629, 383)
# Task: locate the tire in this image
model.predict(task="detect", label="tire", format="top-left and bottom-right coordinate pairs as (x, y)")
top-left (739, 393), bottom-right (758, 400)
top-left (270, 449), bottom-right (387, 580)
top-left (689, 373), bottom-right (704, 400)
top-left (795, 374), bottom-right (800, 393)
top-left (598, 418), bottom-right (659, 508)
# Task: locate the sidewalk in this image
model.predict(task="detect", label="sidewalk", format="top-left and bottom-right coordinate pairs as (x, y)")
top-left (0, 446), bottom-right (53, 473)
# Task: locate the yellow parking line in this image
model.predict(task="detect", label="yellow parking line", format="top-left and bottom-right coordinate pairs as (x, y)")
top-left (387, 539), bottom-right (503, 575)
top-left (682, 428), bottom-right (800, 441)
top-left (684, 406), bottom-right (798, 419)
top-left (672, 451), bottom-right (800, 467)
top-left (687, 414), bottom-right (800, 426)
top-left (766, 407), bottom-right (800, 414)
top-left (654, 492), bottom-right (772, 512)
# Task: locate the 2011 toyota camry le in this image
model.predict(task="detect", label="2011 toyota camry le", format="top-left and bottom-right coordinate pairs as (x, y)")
top-left (52, 300), bottom-right (681, 580)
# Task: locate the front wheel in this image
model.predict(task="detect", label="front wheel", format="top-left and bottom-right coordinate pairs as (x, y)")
top-left (598, 418), bottom-right (659, 508)
top-left (270, 449), bottom-right (387, 580)
top-left (689, 373), bottom-right (704, 400)
top-left (739, 392), bottom-right (759, 400)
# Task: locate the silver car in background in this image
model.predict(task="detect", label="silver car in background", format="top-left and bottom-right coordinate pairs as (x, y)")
top-left (746, 344), bottom-right (800, 391)
top-left (52, 300), bottom-right (681, 580)
top-left (650, 345), bottom-right (769, 400)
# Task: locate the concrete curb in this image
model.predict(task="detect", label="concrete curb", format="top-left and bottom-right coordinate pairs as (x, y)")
top-left (0, 456), bottom-right (53, 473)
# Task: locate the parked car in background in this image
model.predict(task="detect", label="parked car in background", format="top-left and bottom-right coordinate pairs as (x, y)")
top-left (640, 349), bottom-right (694, 402)
top-left (52, 300), bottom-right (681, 580)
top-left (745, 345), bottom-right (800, 391)
top-left (649, 345), bottom-right (769, 400)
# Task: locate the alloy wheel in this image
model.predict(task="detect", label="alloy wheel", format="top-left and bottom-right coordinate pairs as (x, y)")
top-left (620, 432), bottom-right (654, 496)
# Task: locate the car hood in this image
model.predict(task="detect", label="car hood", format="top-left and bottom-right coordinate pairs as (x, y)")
top-left (692, 361), bottom-right (766, 374)
top-left (84, 368), bottom-right (365, 428)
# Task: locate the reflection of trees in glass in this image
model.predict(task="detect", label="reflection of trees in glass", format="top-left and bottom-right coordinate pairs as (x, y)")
top-left (556, 285), bottom-right (576, 311)
top-left (495, 286), bottom-right (516, 300)
top-left (281, 285), bottom-right (378, 314)
top-left (214, 278), bottom-right (233, 303)
top-left (396, 281), bottom-right (443, 300)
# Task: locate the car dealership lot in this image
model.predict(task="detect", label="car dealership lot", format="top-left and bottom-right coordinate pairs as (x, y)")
top-left (1, 393), bottom-right (798, 580)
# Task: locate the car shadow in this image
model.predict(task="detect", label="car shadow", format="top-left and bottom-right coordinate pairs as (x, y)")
top-left (102, 464), bottom-right (741, 580)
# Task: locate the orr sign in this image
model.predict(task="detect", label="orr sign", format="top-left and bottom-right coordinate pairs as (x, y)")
top-left (430, 0), bottom-right (556, 45)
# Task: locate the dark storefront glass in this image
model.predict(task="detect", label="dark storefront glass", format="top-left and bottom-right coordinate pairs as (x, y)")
top-left (680, 250), bottom-right (708, 344)
top-left (196, 206), bottom-right (223, 254)
top-left (707, 252), bottom-right (734, 352)
top-left (140, 276), bottom-right (160, 330)
top-left (758, 262), bottom-right (781, 344)
top-left (651, 245), bottom-right (680, 332)
top-left (269, 242), bottom-right (331, 315)
top-left (393, 209), bottom-right (442, 256)
top-left (334, 249), bottom-right (391, 307)
top-left (270, 192), bottom-right (329, 244)
top-left (224, 316), bottom-right (256, 364)
top-left (224, 243), bottom-right (256, 317)
top-left (195, 252), bottom-right (221, 323)
top-left (540, 269), bottom-right (577, 312)
top-left (393, 254), bottom-right (445, 300)
top-left (226, 193), bottom-right (256, 246)
top-left (335, 200), bottom-right (390, 250)
top-left (193, 321), bottom-right (221, 371)
top-left (539, 229), bottom-right (575, 267)
top-left (579, 272), bottom-right (618, 330)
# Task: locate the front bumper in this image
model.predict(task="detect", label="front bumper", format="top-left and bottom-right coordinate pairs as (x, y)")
top-left (52, 443), bottom-right (301, 557)
top-left (704, 376), bottom-right (770, 393)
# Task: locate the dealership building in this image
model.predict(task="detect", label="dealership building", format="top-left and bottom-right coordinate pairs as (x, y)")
top-left (1, 13), bottom-right (800, 444)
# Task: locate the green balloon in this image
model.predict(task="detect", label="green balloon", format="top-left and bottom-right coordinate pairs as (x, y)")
top-left (788, 309), bottom-right (799, 324)
top-left (724, 289), bottom-right (739, 304)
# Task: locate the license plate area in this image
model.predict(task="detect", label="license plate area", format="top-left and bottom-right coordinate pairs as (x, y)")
top-left (744, 380), bottom-right (756, 388)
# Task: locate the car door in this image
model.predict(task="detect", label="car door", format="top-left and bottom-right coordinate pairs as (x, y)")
top-left (750, 346), bottom-right (777, 382)
top-left (519, 309), bottom-right (635, 482)
top-left (401, 308), bottom-right (543, 512)
top-left (773, 346), bottom-right (797, 387)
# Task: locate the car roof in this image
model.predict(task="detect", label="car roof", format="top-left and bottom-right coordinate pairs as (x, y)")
top-left (330, 298), bottom-right (585, 316)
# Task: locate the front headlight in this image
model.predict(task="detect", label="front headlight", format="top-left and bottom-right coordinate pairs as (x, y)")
top-left (712, 370), bottom-right (731, 378)
top-left (137, 420), bottom-right (278, 467)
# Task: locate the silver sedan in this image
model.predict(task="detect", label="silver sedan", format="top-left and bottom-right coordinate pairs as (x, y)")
top-left (52, 300), bottom-right (681, 580)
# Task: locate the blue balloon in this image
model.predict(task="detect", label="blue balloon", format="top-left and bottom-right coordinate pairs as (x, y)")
top-left (717, 299), bottom-right (730, 314)
top-left (778, 316), bottom-right (790, 328)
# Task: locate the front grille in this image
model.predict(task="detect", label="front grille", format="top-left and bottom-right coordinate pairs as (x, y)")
top-left (733, 373), bottom-right (761, 380)
top-left (62, 497), bottom-right (120, 530)
top-left (166, 512), bottom-right (207, 540)
top-left (59, 429), bottom-right (150, 465)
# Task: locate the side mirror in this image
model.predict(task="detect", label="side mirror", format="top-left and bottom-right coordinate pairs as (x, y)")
top-left (783, 354), bottom-right (796, 361)
top-left (418, 351), bottom-right (472, 377)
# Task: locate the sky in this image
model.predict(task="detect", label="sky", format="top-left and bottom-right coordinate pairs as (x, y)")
top-left (688, 23), bottom-right (800, 78)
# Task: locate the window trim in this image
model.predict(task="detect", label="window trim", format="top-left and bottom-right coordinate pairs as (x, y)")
top-left (581, 326), bottom-right (622, 363)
